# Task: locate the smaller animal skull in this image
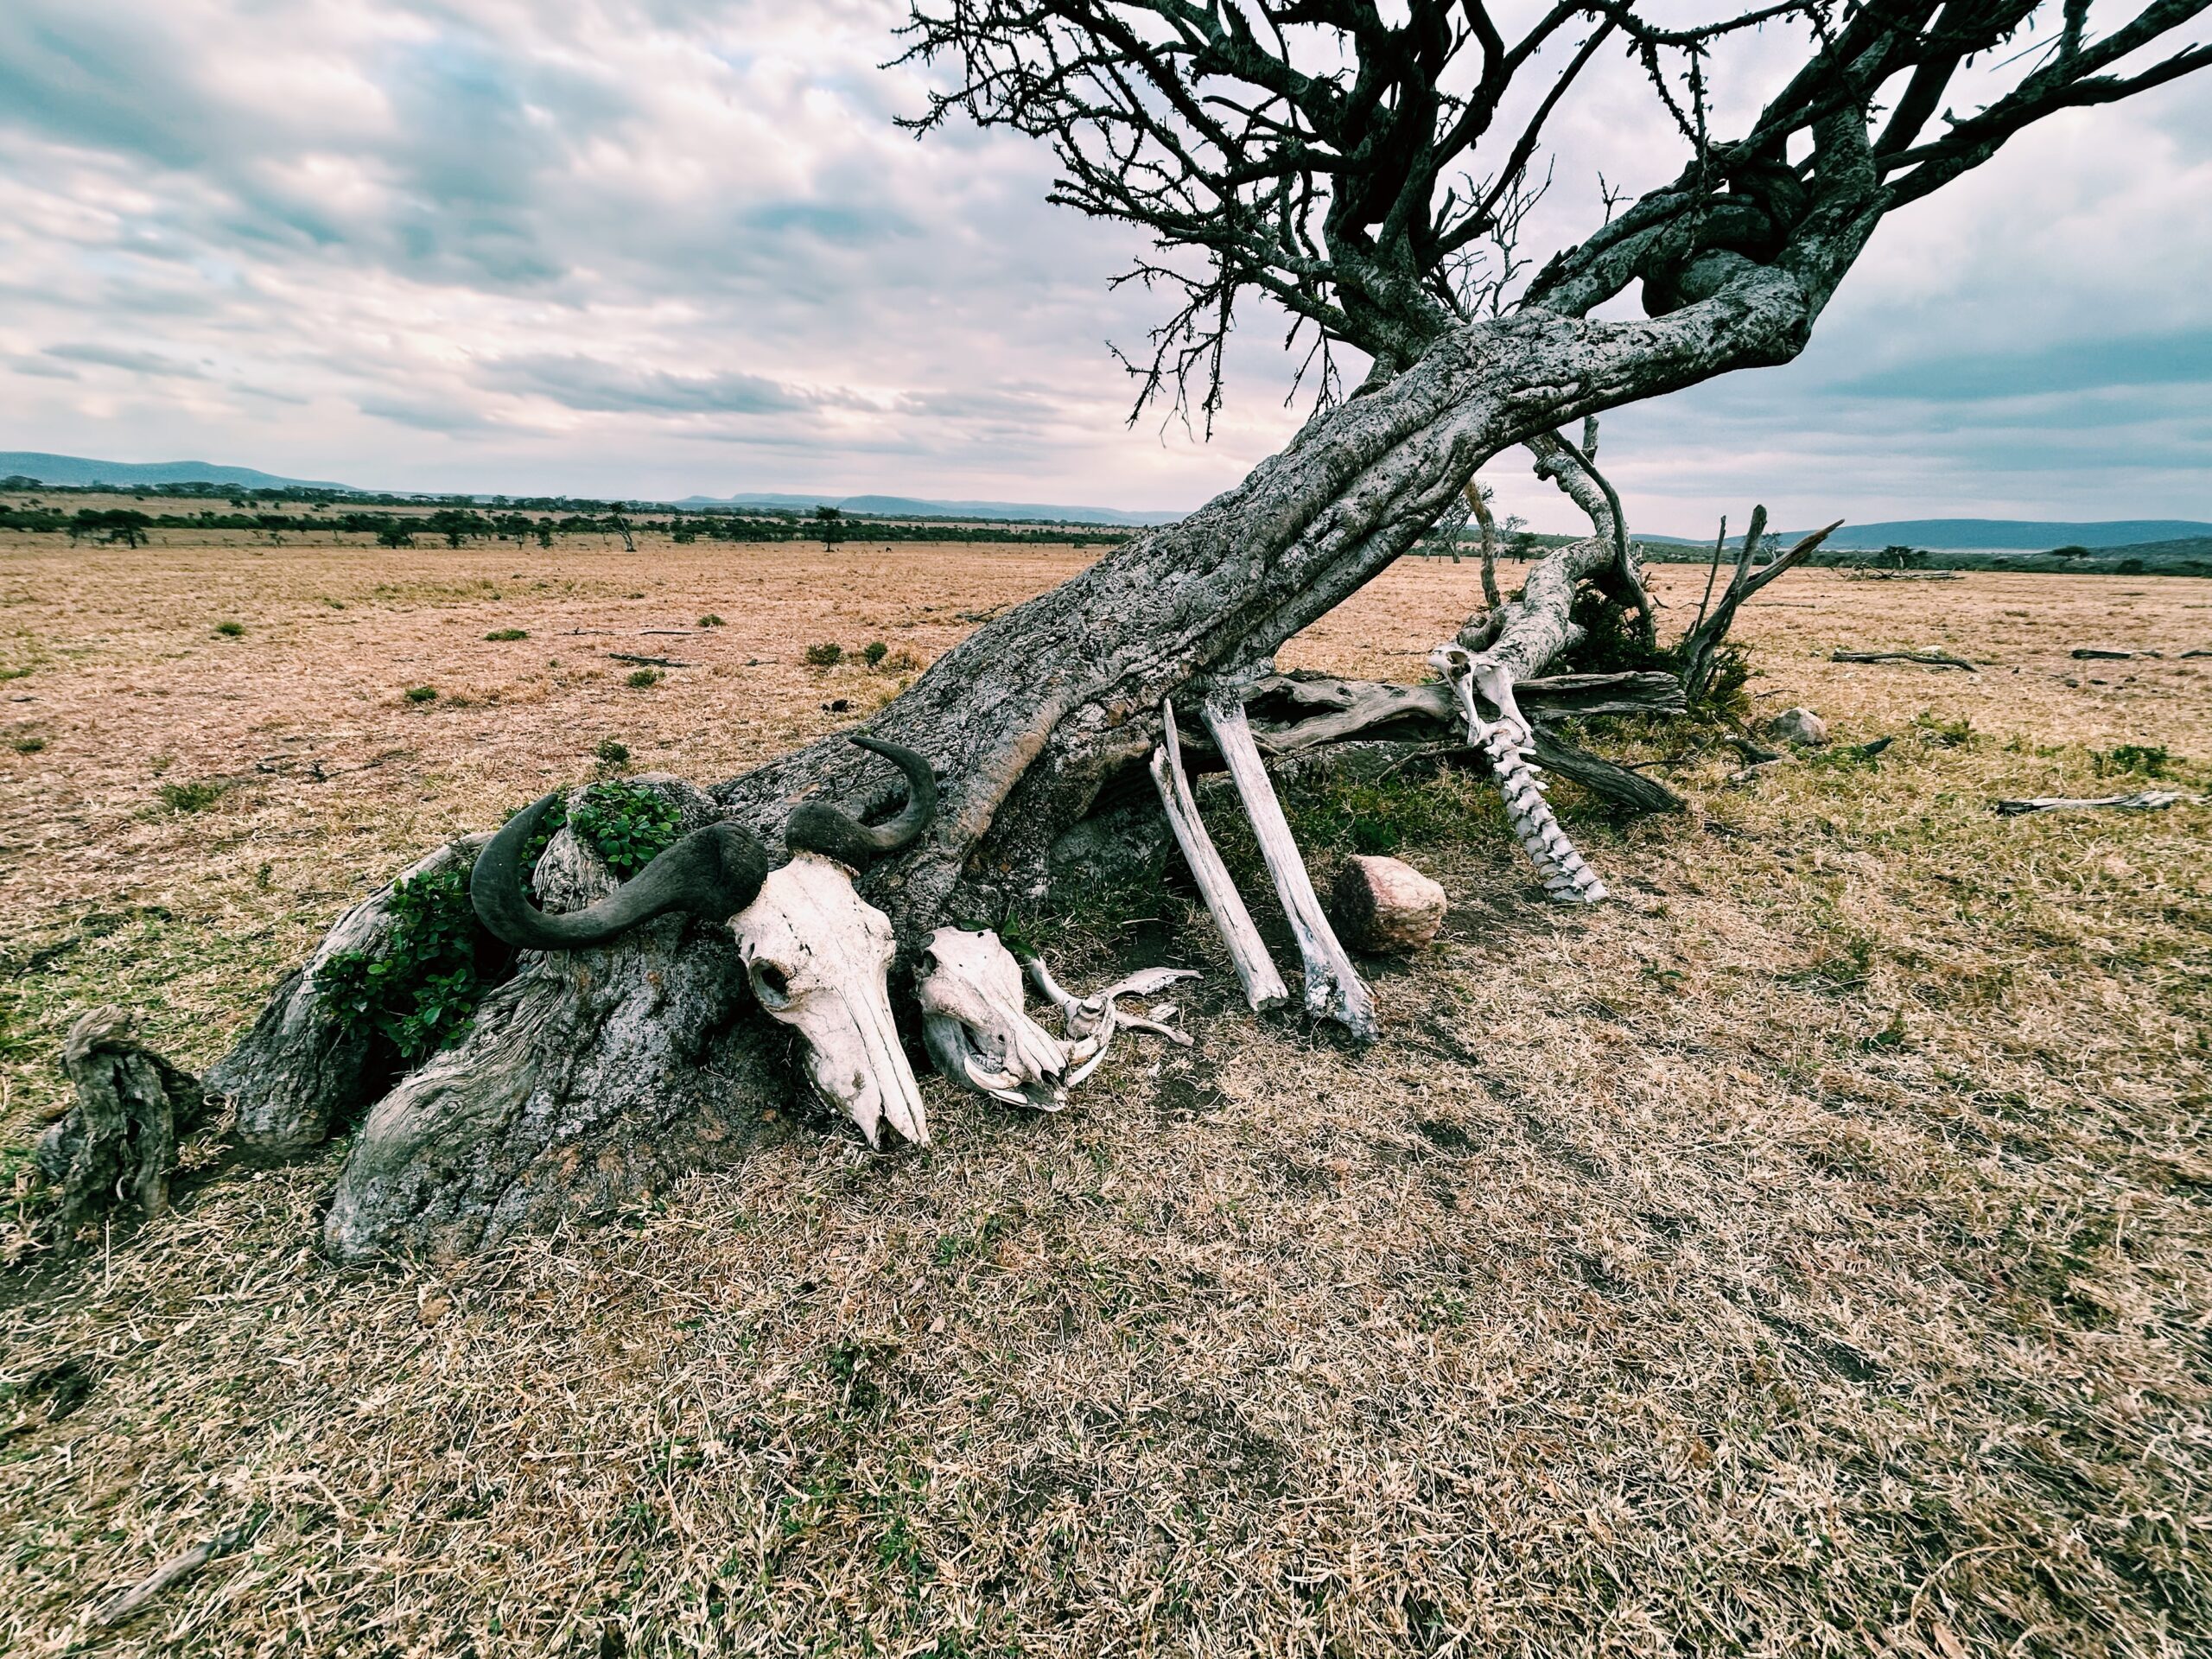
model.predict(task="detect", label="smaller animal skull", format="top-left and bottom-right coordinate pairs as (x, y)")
top-left (919, 930), bottom-right (1198, 1108)
top-left (916, 928), bottom-right (1071, 1109)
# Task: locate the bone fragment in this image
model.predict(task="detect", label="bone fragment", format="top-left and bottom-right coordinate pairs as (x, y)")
top-left (1149, 702), bottom-right (1288, 1013)
top-left (1200, 693), bottom-right (1376, 1040)
top-left (1431, 649), bottom-right (1607, 903)
top-left (918, 927), bottom-right (1071, 1109)
top-left (91, 1521), bottom-right (254, 1628)
top-left (1994, 791), bottom-right (2198, 817)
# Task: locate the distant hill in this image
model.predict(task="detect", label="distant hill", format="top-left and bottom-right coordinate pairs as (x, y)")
top-left (0, 451), bottom-right (353, 491)
top-left (676, 492), bottom-right (1184, 527)
top-left (1780, 518), bottom-right (2212, 550)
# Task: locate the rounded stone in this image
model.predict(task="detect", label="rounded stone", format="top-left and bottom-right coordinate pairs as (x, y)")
top-left (1330, 855), bottom-right (1448, 954)
top-left (1767, 706), bottom-right (1828, 747)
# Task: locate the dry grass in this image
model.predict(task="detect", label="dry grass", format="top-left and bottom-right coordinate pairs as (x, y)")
top-left (3, 532), bottom-right (2209, 1656)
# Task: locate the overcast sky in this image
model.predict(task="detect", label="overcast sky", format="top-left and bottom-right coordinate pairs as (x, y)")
top-left (1, 0), bottom-right (2205, 533)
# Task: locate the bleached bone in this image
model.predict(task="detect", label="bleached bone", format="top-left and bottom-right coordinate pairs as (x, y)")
top-left (1026, 957), bottom-right (1199, 1081)
top-left (1199, 692), bottom-right (1378, 1041)
top-left (917, 927), bottom-right (1071, 1109)
top-left (918, 931), bottom-right (1199, 1107)
top-left (735, 853), bottom-right (928, 1147)
top-left (1428, 643), bottom-right (1608, 904)
top-left (471, 736), bottom-right (939, 1148)
top-left (1149, 701), bottom-right (1290, 1012)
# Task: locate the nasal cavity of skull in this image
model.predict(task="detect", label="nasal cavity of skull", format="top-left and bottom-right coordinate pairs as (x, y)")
top-left (751, 961), bottom-right (794, 1007)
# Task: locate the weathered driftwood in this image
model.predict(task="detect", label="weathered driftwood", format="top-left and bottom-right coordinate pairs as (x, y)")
top-left (1148, 702), bottom-right (1289, 1014)
top-left (1203, 694), bottom-right (1377, 1040)
top-left (88, 1520), bottom-right (257, 1629)
top-left (1832, 649), bottom-right (1977, 671)
top-left (1994, 791), bottom-right (2198, 817)
top-left (1679, 517), bottom-right (1843, 700)
top-left (35, 1007), bottom-right (207, 1236)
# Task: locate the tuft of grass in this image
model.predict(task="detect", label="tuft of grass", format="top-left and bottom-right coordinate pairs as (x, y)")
top-left (862, 641), bottom-right (889, 667)
top-left (404, 685), bottom-right (438, 704)
top-left (484, 627), bottom-right (530, 642)
top-left (2095, 742), bottom-right (2171, 778)
top-left (157, 779), bottom-right (229, 813)
top-left (698, 613), bottom-right (724, 627)
top-left (594, 738), bottom-right (631, 771)
top-left (625, 668), bottom-right (663, 689)
top-left (12, 736), bottom-right (43, 754)
top-left (804, 642), bottom-right (843, 667)
top-left (1912, 711), bottom-right (1974, 747)
top-left (213, 620), bottom-right (245, 638)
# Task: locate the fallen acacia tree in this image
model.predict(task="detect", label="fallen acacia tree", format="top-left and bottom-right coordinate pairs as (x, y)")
top-left (37, 0), bottom-right (2209, 1260)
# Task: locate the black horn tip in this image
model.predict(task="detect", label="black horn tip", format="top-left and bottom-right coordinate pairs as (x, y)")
top-left (782, 736), bottom-right (938, 866)
top-left (783, 800), bottom-right (889, 868)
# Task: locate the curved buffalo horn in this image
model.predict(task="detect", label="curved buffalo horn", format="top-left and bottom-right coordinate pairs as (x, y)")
top-left (782, 736), bottom-right (938, 867)
top-left (471, 792), bottom-right (770, 950)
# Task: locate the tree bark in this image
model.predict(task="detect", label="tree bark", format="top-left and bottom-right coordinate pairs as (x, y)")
top-left (210, 269), bottom-right (1821, 1262)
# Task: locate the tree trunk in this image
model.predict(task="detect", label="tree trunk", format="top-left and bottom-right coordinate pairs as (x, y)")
top-left (207, 272), bottom-right (1818, 1262)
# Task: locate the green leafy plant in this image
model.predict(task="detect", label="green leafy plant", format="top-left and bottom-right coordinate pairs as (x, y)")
top-left (594, 738), bottom-right (631, 771)
top-left (804, 642), bottom-right (843, 667)
top-left (404, 684), bottom-right (438, 703)
top-left (319, 862), bottom-right (502, 1067)
top-left (697, 613), bottom-right (723, 627)
top-left (625, 668), bottom-right (663, 689)
top-left (158, 779), bottom-right (229, 813)
top-left (568, 779), bottom-right (682, 876)
top-left (861, 640), bottom-right (888, 667)
top-left (485, 627), bottom-right (529, 641)
top-left (213, 620), bottom-right (245, 638)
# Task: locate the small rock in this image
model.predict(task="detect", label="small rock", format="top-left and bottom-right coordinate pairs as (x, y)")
top-left (1766, 707), bottom-right (1828, 747)
top-left (1330, 855), bottom-right (1447, 953)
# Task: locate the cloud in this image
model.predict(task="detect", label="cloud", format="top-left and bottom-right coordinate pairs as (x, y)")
top-left (45, 342), bottom-right (208, 378)
top-left (480, 355), bottom-right (839, 418)
top-left (0, 0), bottom-right (2202, 526)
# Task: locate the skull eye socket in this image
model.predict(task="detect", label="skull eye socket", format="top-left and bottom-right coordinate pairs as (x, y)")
top-left (750, 960), bottom-right (794, 1008)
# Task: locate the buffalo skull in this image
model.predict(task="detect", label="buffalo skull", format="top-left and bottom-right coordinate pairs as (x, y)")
top-left (470, 736), bottom-right (938, 1147)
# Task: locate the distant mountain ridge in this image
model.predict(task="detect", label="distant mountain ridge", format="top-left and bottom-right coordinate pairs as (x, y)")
top-left (1667, 518), bottom-right (2212, 550)
top-left (0, 451), bottom-right (353, 491)
top-left (674, 492), bottom-right (1184, 526)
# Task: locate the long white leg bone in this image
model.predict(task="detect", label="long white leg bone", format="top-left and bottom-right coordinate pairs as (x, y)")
top-left (1149, 702), bottom-right (1290, 1013)
top-left (1199, 692), bottom-right (1378, 1042)
top-left (1429, 645), bottom-right (1608, 904)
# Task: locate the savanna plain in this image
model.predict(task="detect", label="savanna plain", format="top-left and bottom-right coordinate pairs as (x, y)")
top-left (2, 524), bottom-right (2209, 1657)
